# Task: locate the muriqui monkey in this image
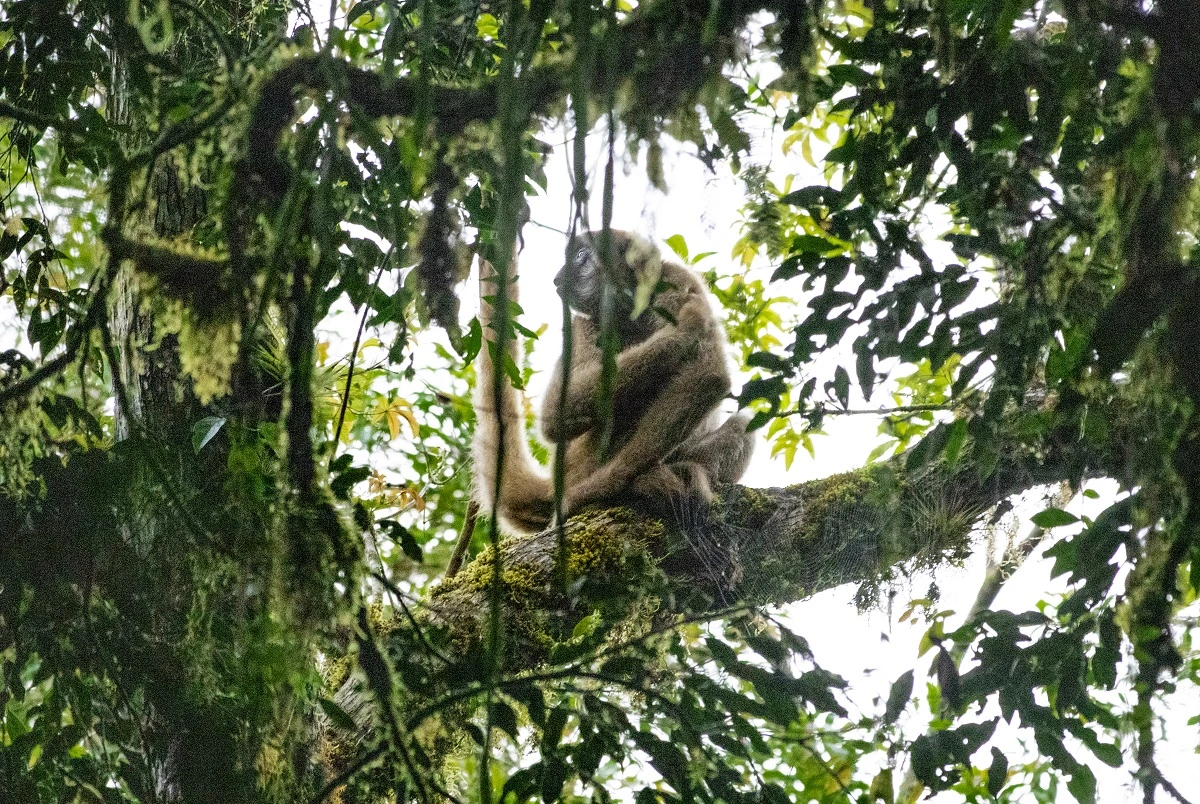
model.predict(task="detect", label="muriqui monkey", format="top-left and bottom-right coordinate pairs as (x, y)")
top-left (472, 230), bottom-right (755, 535)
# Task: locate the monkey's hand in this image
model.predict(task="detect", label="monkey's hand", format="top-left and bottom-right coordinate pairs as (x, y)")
top-left (674, 296), bottom-right (711, 330)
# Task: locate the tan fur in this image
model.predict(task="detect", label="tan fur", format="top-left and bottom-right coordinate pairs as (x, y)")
top-left (473, 230), bottom-right (754, 535)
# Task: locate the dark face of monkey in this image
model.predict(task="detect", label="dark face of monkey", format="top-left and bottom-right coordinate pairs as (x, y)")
top-left (556, 230), bottom-right (660, 325)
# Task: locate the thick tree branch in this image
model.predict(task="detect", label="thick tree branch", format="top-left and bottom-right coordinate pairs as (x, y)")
top-left (413, 441), bottom-right (1082, 669)
top-left (242, 0), bottom-right (769, 193)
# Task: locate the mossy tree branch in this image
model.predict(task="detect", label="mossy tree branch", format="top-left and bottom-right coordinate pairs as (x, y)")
top-left (397, 434), bottom-right (1093, 673)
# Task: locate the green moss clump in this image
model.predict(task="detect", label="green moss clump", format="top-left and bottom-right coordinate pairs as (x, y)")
top-left (793, 465), bottom-right (890, 549)
top-left (711, 484), bottom-right (777, 531)
top-left (428, 507), bottom-right (667, 660)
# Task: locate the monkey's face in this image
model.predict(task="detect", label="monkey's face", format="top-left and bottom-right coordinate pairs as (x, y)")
top-left (556, 230), bottom-right (662, 321)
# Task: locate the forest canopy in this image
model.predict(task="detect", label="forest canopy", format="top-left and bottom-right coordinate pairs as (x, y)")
top-left (1, 0), bottom-right (1199, 803)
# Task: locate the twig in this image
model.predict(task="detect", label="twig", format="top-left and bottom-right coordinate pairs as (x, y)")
top-left (784, 402), bottom-right (953, 417)
top-left (1156, 770), bottom-right (1197, 804)
top-left (0, 100), bottom-right (87, 138)
top-left (368, 570), bottom-right (453, 666)
top-left (445, 499), bottom-right (480, 579)
top-left (332, 258), bottom-right (388, 450)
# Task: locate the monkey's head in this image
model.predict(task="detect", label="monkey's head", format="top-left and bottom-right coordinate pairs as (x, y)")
top-left (556, 230), bottom-right (665, 322)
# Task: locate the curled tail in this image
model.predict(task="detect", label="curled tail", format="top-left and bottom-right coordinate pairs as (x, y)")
top-left (472, 258), bottom-right (554, 534)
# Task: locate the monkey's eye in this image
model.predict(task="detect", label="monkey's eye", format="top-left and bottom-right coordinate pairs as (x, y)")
top-left (567, 241), bottom-right (598, 274)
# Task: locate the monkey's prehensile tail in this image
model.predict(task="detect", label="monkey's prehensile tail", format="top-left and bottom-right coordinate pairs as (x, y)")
top-left (472, 258), bottom-right (555, 534)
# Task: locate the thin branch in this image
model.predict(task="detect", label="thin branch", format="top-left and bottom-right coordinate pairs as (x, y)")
top-left (1156, 769), bottom-right (1197, 804)
top-left (369, 570), bottom-right (453, 666)
top-left (788, 737), bottom-right (856, 802)
top-left (0, 241), bottom-right (122, 405)
top-left (812, 403), bottom-right (953, 417)
top-left (130, 92), bottom-right (239, 169)
top-left (0, 100), bottom-right (87, 138)
top-left (445, 499), bottom-right (480, 579)
top-left (0, 349), bottom-right (77, 405)
top-left (356, 608), bottom-right (436, 804)
top-left (333, 258), bottom-right (388, 450)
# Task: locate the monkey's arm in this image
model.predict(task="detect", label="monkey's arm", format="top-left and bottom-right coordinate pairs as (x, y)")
top-left (541, 300), bottom-right (710, 442)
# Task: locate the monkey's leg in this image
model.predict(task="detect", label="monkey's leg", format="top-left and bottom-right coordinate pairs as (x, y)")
top-left (564, 367), bottom-right (729, 513)
top-left (625, 413), bottom-right (755, 518)
top-left (668, 411), bottom-right (756, 485)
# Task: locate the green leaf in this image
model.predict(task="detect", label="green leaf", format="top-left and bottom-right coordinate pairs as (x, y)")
top-left (631, 732), bottom-right (688, 791)
top-left (541, 758), bottom-right (567, 804)
top-left (331, 464), bottom-right (371, 499)
top-left (935, 648), bottom-right (962, 711)
top-left (790, 234), bottom-right (834, 254)
top-left (1067, 767), bottom-right (1097, 804)
top-left (1031, 508), bottom-right (1079, 528)
top-left (572, 610), bottom-right (601, 639)
top-left (489, 700), bottom-right (521, 742)
top-left (884, 669), bottom-right (913, 725)
top-left (869, 768), bottom-right (894, 803)
top-left (319, 697), bottom-right (359, 732)
top-left (857, 348), bottom-right (876, 401)
top-left (831, 365), bottom-right (850, 409)
top-left (461, 316), bottom-right (483, 362)
top-left (475, 12), bottom-right (500, 38)
top-left (464, 722), bottom-right (486, 746)
top-left (542, 708), bottom-right (568, 752)
top-left (380, 520), bottom-right (422, 563)
top-left (986, 747), bottom-right (1008, 797)
top-left (346, 0), bottom-right (382, 24)
top-left (191, 416), bottom-right (226, 454)
top-left (942, 419), bottom-right (967, 466)
top-left (665, 234), bottom-right (688, 260)
top-left (747, 351), bottom-right (790, 373)
top-left (910, 734), bottom-right (936, 786)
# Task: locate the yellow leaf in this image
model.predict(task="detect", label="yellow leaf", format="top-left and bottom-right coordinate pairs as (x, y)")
top-left (316, 341), bottom-right (330, 364)
top-left (801, 135), bottom-right (816, 167)
top-left (377, 401), bottom-right (419, 440)
top-left (397, 407), bottom-right (419, 437)
top-left (397, 487), bottom-right (426, 511)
